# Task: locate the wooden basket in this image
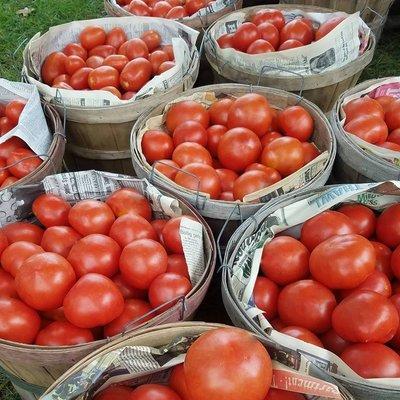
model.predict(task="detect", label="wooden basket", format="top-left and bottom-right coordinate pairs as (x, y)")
top-left (204, 4), bottom-right (376, 112)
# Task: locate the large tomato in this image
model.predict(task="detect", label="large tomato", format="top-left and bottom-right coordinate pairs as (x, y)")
top-left (173, 121), bottom-right (208, 147)
top-left (232, 22), bottom-right (261, 52)
top-left (167, 254), bottom-right (189, 279)
top-left (155, 160), bottom-right (180, 180)
top-left (344, 115), bottom-right (388, 144)
top-left (88, 66), bottom-right (119, 90)
top-left (166, 6), bottom-right (188, 19)
top-left (79, 26), bottom-right (106, 50)
top-left (253, 276), bottom-right (279, 320)
top-left (169, 364), bottom-right (191, 400)
top-left (184, 327), bottom-right (272, 400)
top-left (120, 58), bottom-right (152, 92)
top-left (375, 95), bottom-right (396, 112)
top-left (215, 169), bottom-right (238, 192)
top-left (162, 216), bottom-right (193, 254)
top-left (251, 9), bottom-right (285, 30)
top-left (302, 142), bottom-right (320, 164)
top-left (63, 43), bottom-right (88, 60)
top-left (140, 30), bottom-right (161, 52)
top-left (129, 384), bottom-right (181, 400)
top-left (278, 106), bottom-right (314, 142)
top-left (63, 273), bottom-right (124, 328)
top-left (149, 50), bottom-right (169, 74)
top-left (257, 22), bottom-right (279, 49)
top-left (280, 20), bottom-right (314, 45)
top-left (32, 194), bottom-right (71, 227)
top-left (41, 226), bottom-right (81, 258)
top-left (376, 204), bottom-right (400, 248)
top-left (280, 326), bottom-right (323, 347)
top-left (123, 39), bottom-right (149, 60)
top-left (166, 100), bottom-right (210, 132)
top-left (278, 39), bottom-right (304, 51)
top-left (7, 148), bottom-right (42, 178)
top-left (5, 100), bottom-right (26, 125)
top-left (277, 279), bottom-right (336, 334)
top-left (128, 0), bottom-right (152, 15)
top-left (103, 54), bottom-right (129, 72)
top-left (315, 17), bottom-right (346, 41)
top-left (70, 67), bottom-right (93, 89)
top-left (172, 143), bottom-right (212, 167)
top-left (3, 222), bottom-right (43, 245)
top-left (0, 137), bottom-right (27, 159)
top-left (65, 55), bottom-right (86, 76)
top-left (152, 2), bottom-right (173, 18)
top-left (0, 268), bottom-right (17, 298)
top-left (217, 33), bottom-right (234, 49)
top-left (106, 27), bottom-right (127, 48)
top-left (185, 0), bottom-right (205, 15)
top-left (344, 96), bottom-right (384, 122)
top-left (41, 52), bottom-right (67, 85)
top-left (106, 188), bottom-right (152, 220)
top-left (337, 203), bottom-right (376, 238)
top-left (247, 40), bottom-right (275, 54)
top-left (88, 45), bottom-right (116, 59)
top-left (208, 98), bottom-right (233, 126)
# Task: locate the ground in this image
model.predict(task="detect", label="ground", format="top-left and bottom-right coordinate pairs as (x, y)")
top-left (0, 0), bottom-right (399, 399)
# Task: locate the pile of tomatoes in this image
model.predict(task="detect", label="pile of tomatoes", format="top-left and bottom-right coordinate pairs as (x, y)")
top-left (344, 94), bottom-right (400, 151)
top-left (253, 202), bottom-right (400, 379)
top-left (142, 93), bottom-right (320, 202)
top-left (0, 99), bottom-right (43, 187)
top-left (93, 327), bottom-right (306, 400)
top-left (0, 188), bottom-right (195, 346)
top-left (217, 8), bottom-right (346, 54)
top-left (117, 0), bottom-right (212, 20)
top-left (41, 26), bottom-right (175, 99)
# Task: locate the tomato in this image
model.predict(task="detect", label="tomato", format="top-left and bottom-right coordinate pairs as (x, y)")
top-left (35, 321), bottom-right (94, 346)
top-left (185, 327), bottom-right (272, 400)
top-left (341, 343), bottom-right (400, 378)
top-left (94, 386), bottom-right (132, 400)
top-left (271, 318), bottom-right (286, 331)
top-left (278, 106), bottom-right (313, 142)
top-left (217, 34), bottom-right (234, 49)
top-left (344, 96), bottom-right (384, 122)
top-left (0, 297), bottom-right (41, 344)
top-left (166, 6), bottom-right (188, 19)
top-left (149, 50), bottom-right (169, 73)
top-left (206, 125), bottom-right (227, 157)
top-left (208, 99), bottom-right (232, 127)
top-left (106, 188), bottom-right (151, 220)
top-left (109, 214), bottom-right (157, 248)
top-left (129, 0), bottom-right (152, 15)
top-left (215, 169), bottom-right (238, 192)
top-left (379, 141), bottom-right (400, 151)
top-left (68, 200), bottom-right (115, 236)
top-left (261, 236), bottom-right (309, 285)
top-left (231, 22), bottom-right (260, 52)
top-left (88, 45), bottom-right (116, 59)
top-left (64, 55), bottom-right (85, 76)
top-left (278, 279), bottom-right (336, 334)
top-left (166, 101), bottom-right (209, 132)
top-left (0, 176), bottom-right (18, 188)
top-left (102, 55), bottom-right (129, 73)
top-left (372, 241), bottom-right (393, 280)
top-left (261, 137), bottom-right (304, 177)
top-left (233, 170), bottom-right (278, 201)
top-left (142, 130), bottom-right (174, 164)
top-left (253, 276), bottom-right (279, 320)
top-left (79, 26), bottom-right (106, 50)
top-left (320, 329), bottom-right (350, 356)
top-left (63, 43), bottom-right (88, 60)
top-left (140, 30), bottom-right (161, 52)
top-left (7, 148), bottom-right (42, 178)
top-left (124, 39), bottom-right (149, 60)
top-left (162, 216), bottom-right (192, 254)
top-left (300, 210), bottom-right (355, 251)
top-left (112, 274), bottom-right (147, 300)
top-left (41, 226), bottom-right (81, 258)
top-left (169, 364), bottom-right (190, 400)
top-left (0, 137), bottom-right (26, 159)
top-left (167, 254), bottom-right (189, 279)
top-left (70, 67), bottom-right (93, 89)
top-left (53, 74), bottom-right (71, 85)
top-left (0, 231), bottom-right (8, 257)
top-left (390, 244), bottom-right (400, 280)
top-left (120, 58), bottom-right (152, 92)
top-left (106, 27), bottom-right (128, 49)
top-left (122, 91), bottom-right (136, 100)
top-left (278, 39), bottom-right (304, 51)
top-left (88, 66), bottom-right (119, 90)
top-left (172, 143), bottom-right (212, 167)
top-left (155, 159), bottom-right (180, 180)
top-left (280, 20), bottom-right (314, 45)
top-left (119, 238), bottom-right (168, 289)
top-left (302, 142), bottom-right (320, 164)
top-left (64, 273), bottom-right (124, 328)
top-left (376, 95), bottom-right (396, 112)
top-left (315, 16), bottom-right (346, 41)
top-left (252, 9), bottom-right (285, 30)
top-left (3, 222), bottom-right (43, 245)
top-left (152, 2), bottom-right (173, 17)
top-left (41, 52), bottom-right (67, 85)
top-left (0, 158), bottom-right (10, 185)
top-left (344, 115), bottom-right (388, 144)
top-left (261, 132), bottom-right (282, 147)
top-left (280, 326), bottom-right (323, 347)
top-left (175, 163), bottom-right (221, 199)
top-left (86, 56), bottom-right (104, 69)
top-left (41, 307), bottom-right (66, 322)
top-left (185, 0), bottom-right (205, 14)
top-left (247, 39), bottom-right (275, 54)
top-left (0, 117), bottom-right (15, 135)
top-left (100, 86), bottom-right (122, 99)
top-left (376, 204), bottom-right (400, 248)
top-left (0, 268), bottom-right (17, 298)
top-left (173, 121), bottom-right (207, 147)
top-left (151, 219), bottom-right (168, 242)
top-left (5, 100), bottom-right (26, 125)
top-left (32, 194), bottom-right (71, 227)
top-left (336, 203), bottom-right (376, 238)
top-left (158, 61), bottom-right (175, 74)
top-left (130, 385), bottom-right (180, 400)
top-left (1, 241), bottom-right (44, 276)
top-left (257, 22), bottom-right (279, 49)
top-left (265, 389), bottom-right (305, 400)
top-left (390, 294), bottom-right (400, 349)
top-left (104, 299), bottom-right (152, 337)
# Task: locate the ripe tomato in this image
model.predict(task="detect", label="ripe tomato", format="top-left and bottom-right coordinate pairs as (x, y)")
top-left (217, 34), bottom-right (234, 49)
top-left (86, 56), bottom-right (104, 69)
top-left (0, 268), bottom-right (17, 298)
top-left (265, 389), bottom-right (305, 400)
top-left (112, 274), bottom-right (147, 300)
top-left (41, 52), bottom-right (67, 85)
top-left (148, 272), bottom-right (192, 309)
top-left (103, 54), bottom-right (129, 72)
top-left (233, 170), bottom-right (278, 201)
top-left (261, 236), bottom-right (309, 285)
top-left (104, 299), bottom-right (152, 337)
top-left (209, 98), bottom-right (233, 126)
top-left (280, 326), bottom-right (323, 347)
top-left (5, 100), bottom-right (26, 125)
top-left (261, 132), bottom-right (282, 147)
top-left (261, 137), bottom-right (304, 177)
top-left (344, 115), bottom-right (388, 144)
top-left (88, 45), bottom-right (116, 59)
top-left (166, 6), bottom-right (188, 19)
top-left (149, 50), bottom-right (169, 73)
top-left (63, 273), bottom-right (124, 328)
top-left (130, 384), bottom-right (181, 400)
top-left (3, 222), bottom-right (43, 245)
top-left (172, 142), bottom-right (212, 167)
top-left (124, 38), bottom-right (149, 60)
top-left (68, 200), bottom-right (115, 236)
top-left (162, 216), bottom-right (193, 254)
top-left (158, 61), bottom-right (175, 74)
top-left (215, 169), bottom-right (238, 192)
top-left (169, 364), bottom-right (191, 400)
top-left (93, 386), bottom-right (132, 400)
top-left (151, 219), bottom-right (168, 242)
top-left (0, 297), bottom-right (41, 344)
top-left (155, 159), bottom-right (180, 180)
top-left (205, 125), bottom-right (226, 158)
top-left (232, 22), bottom-right (261, 52)
top-left (120, 58), bottom-right (152, 92)
top-left (106, 27), bottom-right (128, 49)
top-left (257, 22), bottom-right (279, 49)
top-left (247, 39), bottom-right (275, 54)
top-left (390, 294), bottom-right (400, 349)
top-left (315, 16), bottom-right (346, 41)
top-left (371, 241), bottom-right (393, 280)
top-left (0, 117), bottom-right (15, 135)
top-left (278, 279), bottom-right (337, 334)
top-left (376, 204), bottom-right (400, 248)
top-left (344, 96), bottom-right (384, 122)
top-left (278, 106), bottom-right (313, 142)
top-left (251, 9), bottom-right (285, 30)
top-left (35, 321), bottom-right (94, 346)
top-left (278, 39), bottom-right (304, 50)
top-left (300, 210), bottom-right (355, 251)
top-left (106, 188), bottom-right (152, 220)
top-left (253, 276), bottom-right (279, 320)
top-left (379, 141), bottom-right (400, 151)
top-left (53, 74), bottom-right (71, 85)
top-left (173, 121), bottom-right (207, 147)
top-left (79, 26), bottom-right (106, 50)
top-left (167, 254), bottom-right (189, 279)
top-left (152, 2), bottom-right (173, 17)
top-left (15, 252), bottom-right (76, 311)
top-left (0, 137), bottom-right (26, 159)
top-left (0, 176), bottom-right (18, 188)
top-left (337, 203), bottom-right (376, 238)
top-left (0, 158), bottom-right (10, 185)
top-left (185, 0), bottom-right (205, 14)
top-left (1, 241), bottom-right (44, 276)
top-left (320, 329), bottom-right (349, 356)
top-left (341, 343), bottom-right (400, 378)
top-left (70, 67), bottom-right (93, 89)
top-left (142, 130), bottom-right (174, 164)
top-left (64, 55), bottom-right (85, 76)
top-left (185, 327), bottom-right (272, 400)
top-left (7, 148), bottom-right (42, 178)
top-left (166, 101), bottom-right (209, 132)
top-left (375, 95), bottom-right (395, 112)
top-left (302, 142), bottom-right (320, 163)
top-left (140, 30), bottom-right (161, 52)
top-left (63, 43), bottom-right (88, 60)
top-left (280, 20), bottom-right (314, 45)
top-left (88, 66), bottom-right (119, 90)
top-left (32, 194), bottom-right (71, 227)
top-left (128, 0), bottom-right (152, 15)
top-left (119, 238), bottom-right (168, 289)
top-left (217, 127), bottom-right (261, 172)
top-left (227, 94), bottom-right (272, 137)
top-left (41, 226), bottom-right (81, 258)
top-left (390, 244), bottom-right (400, 280)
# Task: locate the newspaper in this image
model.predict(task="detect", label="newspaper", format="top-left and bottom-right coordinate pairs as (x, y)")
top-left (134, 91), bottom-right (329, 203)
top-left (0, 79), bottom-right (51, 159)
top-left (206, 10), bottom-right (370, 77)
top-left (228, 181), bottom-right (400, 391)
top-left (40, 329), bottom-right (349, 400)
top-left (339, 77), bottom-right (400, 165)
top-left (23, 16), bottom-right (199, 107)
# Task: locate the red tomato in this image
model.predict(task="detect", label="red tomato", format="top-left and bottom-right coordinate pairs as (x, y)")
top-left (3, 222), bottom-right (43, 245)
top-left (0, 268), bottom-right (17, 298)
top-left (257, 22), bottom-right (279, 49)
top-left (0, 297), bottom-right (41, 344)
top-left (151, 219), bottom-right (168, 242)
top-left (261, 236), bottom-right (309, 285)
top-left (337, 203), bottom-right (376, 238)
top-left (149, 50), bottom-right (169, 73)
top-left (104, 299), bottom-right (152, 337)
top-left (79, 26), bottom-right (106, 50)
top-left (247, 39), bottom-right (275, 54)
top-left (320, 329), bottom-right (350, 356)
top-left (166, 101), bottom-right (209, 132)
top-left (32, 194), bottom-right (71, 227)
top-left (106, 188), bottom-right (152, 220)
top-left (217, 34), bottom-right (234, 49)
top-left (155, 159), bottom-right (180, 180)
top-left (173, 121), bottom-right (208, 147)
top-left (372, 241), bottom-right (393, 280)
top-left (5, 100), bottom-right (26, 125)
top-left (112, 274), bottom-right (147, 300)
top-left (106, 27), bottom-right (128, 49)
top-left (70, 67), bottom-right (93, 89)
top-left (302, 142), bottom-right (320, 163)
top-left (261, 137), bottom-right (304, 177)
top-left (0, 117), bottom-right (15, 135)
top-left (53, 74), bottom-right (71, 85)
top-left (300, 210), bottom-right (355, 251)
top-left (184, 327), bottom-right (272, 400)
top-left (35, 321), bottom-right (94, 346)
top-left (341, 343), bottom-right (400, 378)
top-left (280, 20), bottom-right (314, 45)
top-left (7, 148), bottom-right (42, 178)
top-left (0, 231), bottom-right (8, 257)
top-left (140, 30), bottom-right (161, 52)
top-left (0, 137), bottom-right (26, 159)
top-left (94, 386), bottom-right (132, 400)
top-left (130, 384), bottom-right (181, 400)
top-left (41, 52), bottom-right (67, 85)
top-left (41, 226), bottom-right (81, 258)
top-left (390, 244), bottom-right (400, 280)
top-left (169, 364), bottom-right (191, 400)
top-left (120, 58), bottom-right (152, 92)
top-left (251, 9), bottom-right (285, 30)
top-left (88, 66), bottom-right (119, 90)
top-left (390, 294), bottom-right (400, 349)
top-left (158, 61), bottom-right (175, 74)
top-left (0, 176), bottom-right (18, 188)
top-left (280, 326), bottom-right (323, 347)
top-left (278, 279), bottom-right (337, 334)
top-left (253, 276), bottom-right (279, 320)
top-left (63, 273), bottom-right (124, 328)
top-left (172, 142), bottom-right (212, 167)
top-left (103, 54), bottom-right (129, 72)
top-left (124, 38), bottom-right (149, 60)
top-left (167, 254), bottom-right (189, 279)
top-left (185, 0), bottom-right (205, 15)
top-left (376, 204), bottom-right (400, 248)
top-left (375, 95), bottom-right (395, 112)
top-left (344, 115), bottom-right (388, 144)
top-left (86, 56), bottom-right (104, 69)
top-left (278, 39), bottom-right (304, 51)
top-left (378, 141), bottom-right (400, 151)
top-left (64, 55), bottom-right (85, 76)
top-left (100, 86), bottom-right (122, 99)
top-left (261, 131), bottom-right (282, 147)
top-left (142, 130), bottom-right (174, 164)
top-left (344, 96), bottom-right (384, 122)
top-left (233, 170), bottom-right (280, 201)
top-left (88, 45), bottom-right (116, 59)
top-left (129, 0), bottom-right (152, 15)
top-left (315, 16), bottom-right (346, 41)
top-left (278, 106), bottom-right (314, 142)
top-left (220, 192), bottom-right (234, 201)
top-left (162, 216), bottom-right (192, 254)
top-left (333, 290), bottom-right (399, 343)
top-left (209, 98), bottom-right (233, 126)
top-left (119, 239), bottom-right (168, 289)
top-left (152, 1), bottom-right (173, 17)
top-left (0, 158), bottom-right (10, 185)
top-left (166, 6), bottom-right (188, 19)
top-left (232, 22), bottom-right (260, 52)
top-left (63, 43), bottom-right (88, 60)
top-left (265, 389), bottom-right (305, 400)
top-left (215, 168), bottom-right (238, 192)
top-left (175, 163), bottom-right (221, 199)
top-left (68, 200), bottom-right (115, 236)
